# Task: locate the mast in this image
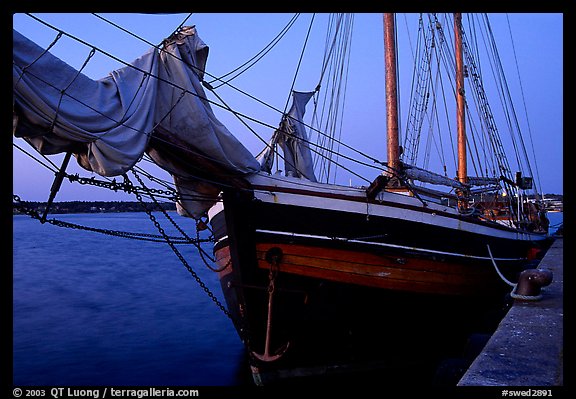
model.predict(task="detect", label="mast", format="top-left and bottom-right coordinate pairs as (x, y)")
top-left (454, 13), bottom-right (467, 185)
top-left (383, 13), bottom-right (401, 176)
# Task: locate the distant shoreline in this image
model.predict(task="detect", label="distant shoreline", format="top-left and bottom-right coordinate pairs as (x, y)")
top-left (13, 201), bottom-right (177, 215)
top-left (13, 195), bottom-right (562, 215)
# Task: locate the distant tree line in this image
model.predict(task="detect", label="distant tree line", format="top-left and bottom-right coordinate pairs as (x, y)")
top-left (541, 194), bottom-right (563, 201)
top-left (13, 201), bottom-right (177, 215)
top-left (13, 194), bottom-right (562, 215)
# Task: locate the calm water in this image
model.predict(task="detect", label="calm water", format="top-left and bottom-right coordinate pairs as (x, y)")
top-left (546, 211), bottom-right (564, 235)
top-left (13, 212), bottom-right (249, 386)
top-left (13, 211), bottom-right (563, 386)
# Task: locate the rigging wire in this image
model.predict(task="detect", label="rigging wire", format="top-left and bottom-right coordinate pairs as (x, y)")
top-left (313, 14), bottom-right (343, 181)
top-left (431, 16), bottom-right (454, 176)
top-left (15, 13), bottom-right (545, 206)
top-left (14, 12), bottom-right (392, 194)
top-left (482, 15), bottom-right (524, 175)
top-left (459, 14), bottom-right (499, 181)
top-left (394, 13), bottom-right (403, 154)
top-left (504, 13), bottom-right (543, 197)
top-left (205, 82), bottom-right (374, 184)
top-left (20, 13), bottom-right (389, 178)
top-left (92, 13), bottom-right (194, 48)
top-left (282, 13), bottom-right (316, 114)
top-left (329, 17), bottom-right (353, 185)
top-left (464, 15), bottom-right (499, 181)
top-left (207, 13), bottom-right (301, 88)
top-left (430, 13), bottom-right (515, 193)
top-left (399, 11), bottom-right (539, 210)
top-left (13, 142), bottom-right (59, 173)
top-left (312, 13), bottom-right (354, 184)
top-left (404, 14), bottom-right (457, 179)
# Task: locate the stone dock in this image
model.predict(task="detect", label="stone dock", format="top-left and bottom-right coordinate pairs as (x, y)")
top-left (458, 237), bottom-right (563, 386)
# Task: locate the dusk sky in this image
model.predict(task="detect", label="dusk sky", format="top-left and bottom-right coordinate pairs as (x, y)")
top-left (13, 13), bottom-right (563, 202)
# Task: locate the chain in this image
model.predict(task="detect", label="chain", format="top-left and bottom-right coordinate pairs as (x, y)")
top-left (15, 169), bottom-right (233, 319)
top-left (126, 171), bottom-right (232, 319)
top-left (67, 173), bottom-right (180, 201)
top-left (12, 195), bottom-right (206, 244)
top-left (124, 172), bottom-right (222, 268)
top-left (198, 247), bottom-right (232, 273)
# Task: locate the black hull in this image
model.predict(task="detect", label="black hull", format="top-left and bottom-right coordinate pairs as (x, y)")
top-left (209, 186), bottom-right (551, 385)
top-left (219, 266), bottom-right (512, 385)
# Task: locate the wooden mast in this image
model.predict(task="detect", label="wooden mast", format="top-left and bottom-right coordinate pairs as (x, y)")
top-left (454, 13), bottom-right (467, 185)
top-left (383, 13), bottom-right (401, 178)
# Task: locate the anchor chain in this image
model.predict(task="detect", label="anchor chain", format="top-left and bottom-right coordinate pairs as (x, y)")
top-left (68, 173), bottom-right (180, 201)
top-left (40, 170), bottom-right (225, 271)
top-left (15, 175), bottom-right (231, 318)
top-left (12, 195), bottom-right (199, 244)
top-left (14, 164), bottom-right (236, 321)
top-left (126, 171), bottom-right (232, 319)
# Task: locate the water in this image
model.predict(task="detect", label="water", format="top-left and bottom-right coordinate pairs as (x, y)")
top-left (13, 210), bottom-right (563, 386)
top-left (13, 212), bottom-right (249, 386)
top-left (547, 211), bottom-right (563, 235)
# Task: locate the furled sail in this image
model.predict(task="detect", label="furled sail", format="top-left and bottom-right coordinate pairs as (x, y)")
top-left (146, 26), bottom-right (260, 217)
top-left (467, 176), bottom-right (500, 186)
top-left (13, 29), bottom-right (158, 176)
top-left (402, 163), bottom-right (501, 190)
top-left (258, 91), bottom-right (317, 182)
top-left (402, 163), bottom-right (466, 190)
top-left (13, 26), bottom-right (260, 218)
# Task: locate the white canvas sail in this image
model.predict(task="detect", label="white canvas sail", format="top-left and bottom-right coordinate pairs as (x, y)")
top-left (146, 26), bottom-right (260, 217)
top-left (13, 29), bottom-right (158, 176)
top-left (13, 26), bottom-right (260, 217)
top-left (258, 91), bottom-right (317, 182)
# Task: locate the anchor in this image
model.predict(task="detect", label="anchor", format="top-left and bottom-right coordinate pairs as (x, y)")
top-left (252, 247), bottom-right (290, 362)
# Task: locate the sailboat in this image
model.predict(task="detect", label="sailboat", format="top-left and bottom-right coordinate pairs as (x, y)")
top-left (13, 13), bottom-right (554, 385)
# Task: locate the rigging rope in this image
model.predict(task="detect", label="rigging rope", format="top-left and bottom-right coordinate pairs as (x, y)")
top-left (16, 12), bottom-right (546, 225)
top-left (486, 244), bottom-right (544, 301)
top-left (52, 15), bottom-right (386, 178)
top-left (13, 195), bottom-right (203, 244)
top-left (203, 80), bottom-right (375, 184)
top-left (403, 14), bottom-right (433, 167)
top-left (282, 13), bottom-right (316, 114)
top-left (92, 13), bottom-right (193, 49)
top-left (208, 14), bottom-right (300, 89)
top-left (19, 13), bottom-right (389, 185)
top-left (504, 13), bottom-right (543, 197)
top-left (313, 13), bottom-right (354, 184)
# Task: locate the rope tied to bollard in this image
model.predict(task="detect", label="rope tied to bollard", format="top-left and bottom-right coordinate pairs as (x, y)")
top-left (486, 244), bottom-right (552, 301)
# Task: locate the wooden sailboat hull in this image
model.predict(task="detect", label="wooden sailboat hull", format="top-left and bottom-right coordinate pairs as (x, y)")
top-left (253, 242), bottom-right (507, 296)
top-left (208, 174), bottom-right (551, 384)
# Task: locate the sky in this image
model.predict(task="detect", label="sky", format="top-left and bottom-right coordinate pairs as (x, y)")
top-left (12, 13), bottom-right (563, 202)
